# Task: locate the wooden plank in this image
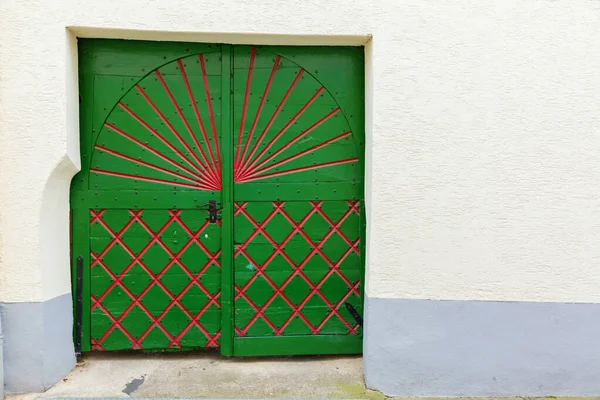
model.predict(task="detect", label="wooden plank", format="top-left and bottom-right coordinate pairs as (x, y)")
top-left (233, 335), bottom-right (362, 356)
top-left (220, 44), bottom-right (235, 357)
top-left (233, 182), bottom-right (361, 202)
top-left (71, 190), bottom-right (220, 210)
top-left (71, 207), bottom-right (91, 352)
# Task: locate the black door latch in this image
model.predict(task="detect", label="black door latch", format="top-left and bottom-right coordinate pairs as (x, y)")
top-left (207, 200), bottom-right (217, 223)
top-left (344, 302), bottom-right (363, 327)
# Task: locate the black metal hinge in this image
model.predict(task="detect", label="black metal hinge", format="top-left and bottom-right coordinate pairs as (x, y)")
top-left (75, 256), bottom-right (83, 361)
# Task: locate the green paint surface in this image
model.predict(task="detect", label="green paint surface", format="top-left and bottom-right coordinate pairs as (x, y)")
top-left (72, 39), bottom-right (364, 355)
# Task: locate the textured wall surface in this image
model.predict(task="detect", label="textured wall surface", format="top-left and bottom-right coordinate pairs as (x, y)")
top-left (2, 0), bottom-right (600, 395)
top-left (1, 0), bottom-right (600, 304)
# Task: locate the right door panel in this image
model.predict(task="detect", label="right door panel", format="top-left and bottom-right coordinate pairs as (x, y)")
top-left (231, 45), bottom-right (365, 356)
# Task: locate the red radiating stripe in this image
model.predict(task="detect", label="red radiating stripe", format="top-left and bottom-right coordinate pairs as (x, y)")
top-left (237, 70), bottom-right (304, 176)
top-left (104, 123), bottom-right (205, 183)
top-left (90, 168), bottom-right (215, 190)
top-left (95, 145), bottom-right (204, 186)
top-left (234, 48), bottom-right (256, 172)
top-left (239, 86), bottom-right (324, 178)
top-left (200, 54), bottom-right (221, 173)
top-left (243, 125), bottom-right (347, 181)
top-left (248, 130), bottom-right (351, 177)
top-left (118, 102), bottom-right (219, 189)
top-left (237, 157), bottom-right (358, 183)
top-left (178, 59), bottom-right (220, 180)
top-left (133, 86), bottom-right (220, 189)
top-left (236, 54), bottom-right (280, 179)
top-left (156, 68), bottom-right (219, 184)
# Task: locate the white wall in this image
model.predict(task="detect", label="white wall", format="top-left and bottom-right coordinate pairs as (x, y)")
top-left (1, 0), bottom-right (600, 305)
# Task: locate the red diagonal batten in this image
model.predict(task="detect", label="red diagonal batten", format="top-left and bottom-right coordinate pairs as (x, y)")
top-left (130, 213), bottom-right (221, 348)
top-left (234, 203), bottom-right (319, 335)
top-left (90, 209), bottom-right (182, 348)
top-left (270, 202), bottom-right (360, 333)
top-left (90, 209), bottom-right (221, 350)
top-left (91, 338), bottom-right (105, 351)
top-left (234, 201), bottom-right (361, 336)
top-left (235, 286), bottom-right (280, 334)
top-left (312, 200), bottom-right (360, 254)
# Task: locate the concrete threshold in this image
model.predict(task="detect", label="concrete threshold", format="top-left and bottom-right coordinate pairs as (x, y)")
top-left (5, 352), bottom-right (365, 400)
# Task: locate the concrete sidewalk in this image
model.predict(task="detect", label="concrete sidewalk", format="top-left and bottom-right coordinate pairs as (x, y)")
top-left (5, 352), bottom-right (600, 400)
top-left (5, 352), bottom-right (372, 399)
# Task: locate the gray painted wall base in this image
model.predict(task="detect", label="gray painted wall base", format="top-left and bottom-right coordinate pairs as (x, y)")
top-left (0, 310), bottom-right (4, 400)
top-left (364, 296), bottom-right (600, 397)
top-left (0, 293), bottom-right (76, 394)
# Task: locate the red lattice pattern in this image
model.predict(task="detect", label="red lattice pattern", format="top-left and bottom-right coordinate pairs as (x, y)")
top-left (234, 201), bottom-right (361, 336)
top-left (90, 209), bottom-right (221, 350)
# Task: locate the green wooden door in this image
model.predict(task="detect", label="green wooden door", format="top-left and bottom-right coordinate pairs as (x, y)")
top-left (72, 40), bottom-right (364, 356)
top-left (229, 46), bottom-right (365, 355)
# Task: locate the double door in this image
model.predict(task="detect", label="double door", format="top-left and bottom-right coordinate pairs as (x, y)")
top-left (71, 40), bottom-right (365, 356)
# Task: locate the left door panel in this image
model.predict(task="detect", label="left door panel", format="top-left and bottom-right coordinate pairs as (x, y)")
top-left (72, 40), bottom-right (223, 351)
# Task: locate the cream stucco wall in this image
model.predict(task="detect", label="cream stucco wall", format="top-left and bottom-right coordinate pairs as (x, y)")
top-left (2, 0), bottom-right (600, 304)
